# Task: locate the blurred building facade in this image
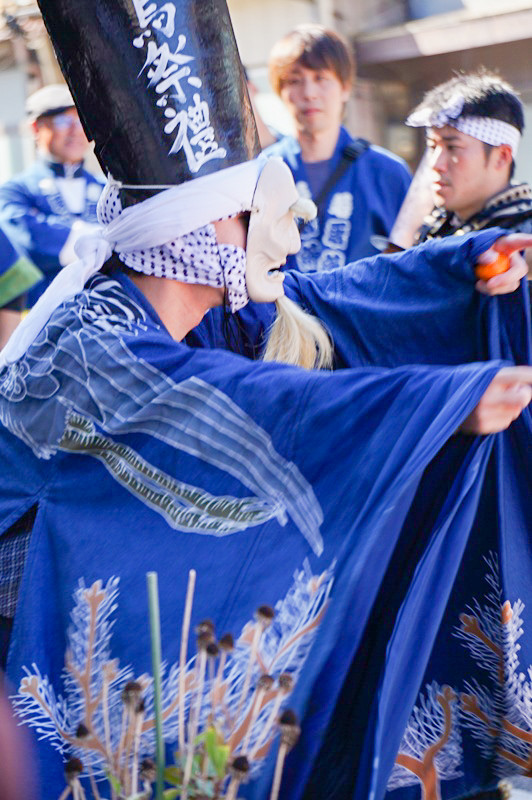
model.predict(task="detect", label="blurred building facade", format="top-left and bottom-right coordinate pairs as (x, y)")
top-left (352, 0), bottom-right (532, 183)
top-left (231, 0), bottom-right (532, 184)
top-left (0, 0), bottom-right (61, 182)
top-left (1, 0), bottom-right (532, 182)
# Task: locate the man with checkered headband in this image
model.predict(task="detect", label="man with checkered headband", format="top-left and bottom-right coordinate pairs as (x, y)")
top-left (407, 71), bottom-right (532, 245)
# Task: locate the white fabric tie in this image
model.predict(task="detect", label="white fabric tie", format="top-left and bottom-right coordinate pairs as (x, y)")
top-left (406, 93), bottom-right (465, 129)
top-left (0, 233), bottom-right (114, 368)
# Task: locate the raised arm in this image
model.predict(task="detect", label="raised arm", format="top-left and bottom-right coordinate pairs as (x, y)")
top-left (284, 229), bottom-right (531, 369)
top-left (474, 232), bottom-right (532, 295)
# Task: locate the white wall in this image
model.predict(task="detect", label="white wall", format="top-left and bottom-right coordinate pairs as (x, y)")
top-left (228, 0), bottom-right (318, 68)
top-left (228, 0), bottom-right (320, 137)
top-left (0, 68), bottom-right (34, 182)
top-left (516, 101), bottom-right (532, 188)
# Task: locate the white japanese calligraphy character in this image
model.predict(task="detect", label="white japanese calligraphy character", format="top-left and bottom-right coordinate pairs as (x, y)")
top-left (163, 94), bottom-right (226, 172)
top-left (132, 0), bottom-right (176, 35)
top-left (132, 0), bottom-right (157, 28)
top-left (148, 3), bottom-right (176, 37)
top-left (186, 93), bottom-right (211, 135)
top-left (133, 29), bottom-right (152, 48)
top-left (140, 37), bottom-right (194, 102)
top-left (184, 135), bottom-right (227, 173)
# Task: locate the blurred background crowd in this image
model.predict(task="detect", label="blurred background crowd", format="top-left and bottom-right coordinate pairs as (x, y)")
top-left (1, 0), bottom-right (532, 182)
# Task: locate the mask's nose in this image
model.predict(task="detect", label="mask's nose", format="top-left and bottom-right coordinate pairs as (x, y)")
top-left (290, 197), bottom-right (317, 223)
top-left (286, 221), bottom-right (301, 256)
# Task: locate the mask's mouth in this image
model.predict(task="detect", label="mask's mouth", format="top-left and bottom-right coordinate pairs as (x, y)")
top-left (267, 264), bottom-right (286, 280)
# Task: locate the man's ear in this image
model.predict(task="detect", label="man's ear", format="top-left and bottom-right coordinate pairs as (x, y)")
top-left (494, 143), bottom-right (514, 171)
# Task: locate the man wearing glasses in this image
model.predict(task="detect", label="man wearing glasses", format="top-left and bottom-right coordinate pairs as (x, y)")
top-left (0, 84), bottom-right (104, 305)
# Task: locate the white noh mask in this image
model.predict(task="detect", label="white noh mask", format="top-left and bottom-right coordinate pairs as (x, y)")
top-left (246, 157), bottom-right (316, 303)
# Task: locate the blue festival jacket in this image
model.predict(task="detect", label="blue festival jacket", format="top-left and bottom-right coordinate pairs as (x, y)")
top-left (0, 231), bottom-right (530, 800)
top-left (264, 127), bottom-right (411, 270)
top-left (0, 159), bottom-right (104, 305)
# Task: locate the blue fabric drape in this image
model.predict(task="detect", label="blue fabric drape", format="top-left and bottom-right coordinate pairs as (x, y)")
top-left (0, 231), bottom-right (530, 800)
top-left (189, 229), bottom-right (532, 799)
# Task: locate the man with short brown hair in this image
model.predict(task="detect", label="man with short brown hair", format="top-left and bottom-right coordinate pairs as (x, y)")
top-left (266, 24), bottom-right (411, 271)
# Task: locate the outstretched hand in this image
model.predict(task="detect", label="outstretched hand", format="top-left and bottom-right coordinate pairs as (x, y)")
top-left (476, 233), bottom-right (532, 295)
top-left (461, 366), bottom-right (532, 434)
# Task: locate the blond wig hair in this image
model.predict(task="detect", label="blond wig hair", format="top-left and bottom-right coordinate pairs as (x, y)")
top-left (262, 295), bottom-right (333, 370)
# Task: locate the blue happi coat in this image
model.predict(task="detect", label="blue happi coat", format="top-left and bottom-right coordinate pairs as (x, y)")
top-left (0, 159), bottom-right (103, 304)
top-left (264, 127), bottom-right (411, 271)
top-left (0, 231), bottom-right (530, 800)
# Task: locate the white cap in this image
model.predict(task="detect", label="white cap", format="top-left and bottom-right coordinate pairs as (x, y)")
top-left (26, 83), bottom-right (75, 122)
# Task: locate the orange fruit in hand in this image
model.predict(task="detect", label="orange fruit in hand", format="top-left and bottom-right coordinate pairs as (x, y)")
top-left (475, 252), bottom-right (510, 281)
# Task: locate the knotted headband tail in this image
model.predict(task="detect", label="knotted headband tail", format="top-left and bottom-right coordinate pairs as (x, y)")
top-left (0, 236), bottom-right (112, 368)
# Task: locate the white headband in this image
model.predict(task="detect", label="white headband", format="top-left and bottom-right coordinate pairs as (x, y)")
top-left (0, 156), bottom-right (266, 367)
top-left (406, 93), bottom-right (521, 157)
top-left (449, 117), bottom-right (520, 158)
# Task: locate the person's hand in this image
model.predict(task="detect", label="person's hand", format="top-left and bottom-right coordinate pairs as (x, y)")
top-left (475, 233), bottom-right (532, 295)
top-left (460, 366), bottom-right (532, 434)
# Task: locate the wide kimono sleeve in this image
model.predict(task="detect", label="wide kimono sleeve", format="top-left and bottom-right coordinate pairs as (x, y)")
top-left (189, 229), bottom-right (531, 372)
top-left (283, 227), bottom-right (531, 368)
